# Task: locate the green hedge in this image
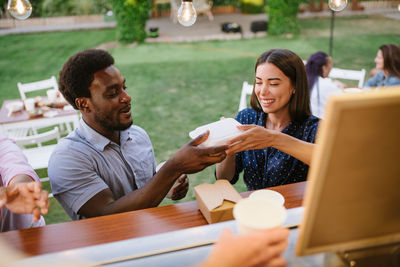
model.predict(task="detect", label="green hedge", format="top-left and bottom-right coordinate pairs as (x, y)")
top-left (213, 0), bottom-right (239, 6)
top-left (239, 0), bottom-right (265, 13)
top-left (267, 0), bottom-right (301, 35)
top-left (112, 0), bottom-right (151, 44)
top-left (40, 0), bottom-right (111, 17)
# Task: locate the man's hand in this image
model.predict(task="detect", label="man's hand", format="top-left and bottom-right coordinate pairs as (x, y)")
top-left (0, 182), bottom-right (49, 222)
top-left (170, 131), bottom-right (228, 174)
top-left (169, 174), bottom-right (189, 200)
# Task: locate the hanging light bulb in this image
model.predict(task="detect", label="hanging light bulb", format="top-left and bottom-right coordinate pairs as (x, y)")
top-left (177, 0), bottom-right (197, 27)
top-left (7, 0), bottom-right (32, 20)
top-left (328, 0), bottom-right (347, 11)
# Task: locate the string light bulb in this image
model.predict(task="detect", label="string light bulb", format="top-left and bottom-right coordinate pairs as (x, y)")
top-left (177, 0), bottom-right (197, 27)
top-left (328, 0), bottom-right (347, 11)
top-left (7, 0), bottom-right (32, 20)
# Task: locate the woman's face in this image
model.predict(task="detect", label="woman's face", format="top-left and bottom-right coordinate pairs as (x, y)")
top-left (375, 49), bottom-right (384, 70)
top-left (322, 56), bottom-right (333, 78)
top-left (254, 62), bottom-right (295, 115)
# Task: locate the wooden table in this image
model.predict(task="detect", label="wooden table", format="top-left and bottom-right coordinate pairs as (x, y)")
top-left (0, 181), bottom-right (306, 256)
top-left (0, 99), bottom-right (79, 136)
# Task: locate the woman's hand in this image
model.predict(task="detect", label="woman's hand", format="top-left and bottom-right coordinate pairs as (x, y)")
top-left (225, 125), bottom-right (277, 155)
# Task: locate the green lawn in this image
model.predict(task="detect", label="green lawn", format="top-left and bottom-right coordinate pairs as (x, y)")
top-left (1, 14), bottom-right (399, 225)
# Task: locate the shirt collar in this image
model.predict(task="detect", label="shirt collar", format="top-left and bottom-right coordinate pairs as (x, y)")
top-left (77, 119), bottom-right (134, 151)
top-left (78, 119), bottom-right (111, 151)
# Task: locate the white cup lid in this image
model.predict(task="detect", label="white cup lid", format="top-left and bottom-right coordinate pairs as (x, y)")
top-left (233, 198), bottom-right (287, 230)
top-left (249, 189), bottom-right (285, 206)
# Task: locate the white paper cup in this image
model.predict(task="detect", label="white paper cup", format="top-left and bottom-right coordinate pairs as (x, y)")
top-left (47, 89), bottom-right (58, 103)
top-left (233, 198), bottom-right (287, 235)
top-left (249, 189), bottom-right (285, 206)
top-left (24, 98), bottom-right (35, 113)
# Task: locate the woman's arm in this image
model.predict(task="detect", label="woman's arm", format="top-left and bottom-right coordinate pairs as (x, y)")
top-left (215, 154), bottom-right (236, 181)
top-left (272, 132), bottom-right (314, 165)
top-left (225, 125), bottom-right (314, 166)
top-left (363, 72), bottom-right (381, 89)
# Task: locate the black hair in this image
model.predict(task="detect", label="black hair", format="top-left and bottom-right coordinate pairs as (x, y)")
top-left (305, 51), bottom-right (328, 92)
top-left (59, 49), bottom-right (114, 109)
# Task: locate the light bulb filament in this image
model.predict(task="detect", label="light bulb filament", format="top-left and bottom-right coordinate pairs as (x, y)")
top-left (7, 0), bottom-right (32, 20)
top-left (16, 0), bottom-right (25, 14)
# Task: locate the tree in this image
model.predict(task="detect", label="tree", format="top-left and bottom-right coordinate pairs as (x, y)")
top-left (267, 0), bottom-right (301, 35)
top-left (112, 0), bottom-right (151, 44)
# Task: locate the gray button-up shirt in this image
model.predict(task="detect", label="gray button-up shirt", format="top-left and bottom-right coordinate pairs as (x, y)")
top-left (48, 119), bottom-right (156, 220)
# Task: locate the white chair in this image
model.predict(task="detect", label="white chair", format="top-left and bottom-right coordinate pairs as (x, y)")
top-left (238, 81), bottom-right (254, 111)
top-left (14, 126), bottom-right (60, 171)
top-left (14, 126), bottom-right (61, 198)
top-left (170, 0), bottom-right (213, 23)
top-left (17, 76), bottom-right (59, 100)
top-left (17, 76), bottom-right (75, 135)
top-left (328, 67), bottom-right (366, 88)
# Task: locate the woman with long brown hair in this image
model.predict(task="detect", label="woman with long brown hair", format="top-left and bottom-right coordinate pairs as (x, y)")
top-left (364, 44), bottom-right (400, 89)
top-left (216, 49), bottom-right (319, 190)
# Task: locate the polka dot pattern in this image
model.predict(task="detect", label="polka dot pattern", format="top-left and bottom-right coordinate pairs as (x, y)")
top-left (230, 108), bottom-right (319, 190)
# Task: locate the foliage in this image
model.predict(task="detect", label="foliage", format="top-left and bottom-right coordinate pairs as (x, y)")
top-left (239, 0), bottom-right (264, 13)
top-left (0, 0), bottom-right (6, 17)
top-left (72, 0), bottom-right (112, 15)
top-left (39, 0), bottom-right (112, 17)
top-left (267, 0), bottom-right (301, 35)
top-left (31, 0), bottom-right (46, 17)
top-left (111, 0), bottom-right (151, 43)
top-left (41, 0), bottom-right (74, 17)
top-left (213, 0), bottom-right (239, 6)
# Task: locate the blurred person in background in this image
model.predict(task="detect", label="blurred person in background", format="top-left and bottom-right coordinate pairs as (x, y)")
top-left (305, 51), bottom-right (343, 119)
top-left (364, 44), bottom-right (400, 89)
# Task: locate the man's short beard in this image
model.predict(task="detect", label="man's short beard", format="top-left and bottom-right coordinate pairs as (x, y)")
top-left (94, 113), bottom-right (132, 131)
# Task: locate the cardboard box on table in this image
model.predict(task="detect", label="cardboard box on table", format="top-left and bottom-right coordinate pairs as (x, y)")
top-left (194, 180), bottom-right (242, 224)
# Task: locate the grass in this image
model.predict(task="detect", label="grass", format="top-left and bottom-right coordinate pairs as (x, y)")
top-left (1, 14), bottom-right (399, 225)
